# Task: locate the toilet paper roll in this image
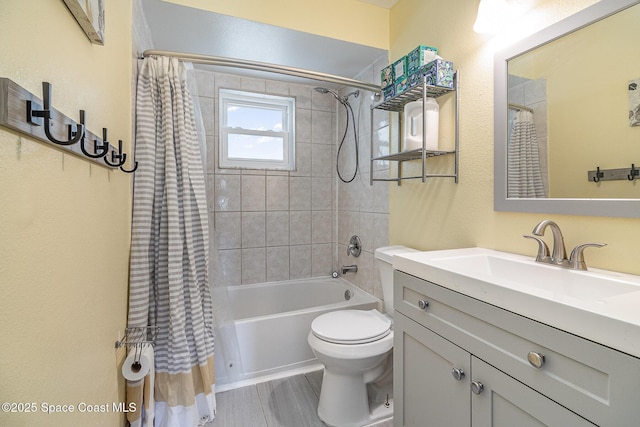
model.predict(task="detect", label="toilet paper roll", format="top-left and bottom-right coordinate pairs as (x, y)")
top-left (122, 351), bottom-right (151, 381)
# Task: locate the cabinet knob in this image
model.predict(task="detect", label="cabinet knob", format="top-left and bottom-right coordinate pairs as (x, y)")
top-left (471, 381), bottom-right (484, 395)
top-left (451, 367), bottom-right (465, 381)
top-left (417, 299), bottom-right (429, 310)
top-left (527, 351), bottom-right (546, 369)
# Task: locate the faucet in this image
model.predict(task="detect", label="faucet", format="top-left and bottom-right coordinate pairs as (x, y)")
top-left (525, 220), bottom-right (606, 270)
top-left (531, 220), bottom-right (569, 266)
top-left (341, 265), bottom-right (358, 274)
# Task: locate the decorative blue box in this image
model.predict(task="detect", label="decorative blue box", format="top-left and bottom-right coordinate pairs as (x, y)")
top-left (383, 85), bottom-right (396, 101)
top-left (407, 45), bottom-right (438, 74)
top-left (393, 56), bottom-right (408, 85)
top-left (380, 64), bottom-right (394, 89)
top-left (409, 59), bottom-right (454, 89)
top-left (395, 77), bottom-right (408, 95)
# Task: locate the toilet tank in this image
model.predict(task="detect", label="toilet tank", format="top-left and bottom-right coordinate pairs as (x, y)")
top-left (374, 246), bottom-right (418, 314)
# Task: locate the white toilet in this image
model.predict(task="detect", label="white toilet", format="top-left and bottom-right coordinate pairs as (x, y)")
top-left (308, 245), bottom-right (417, 427)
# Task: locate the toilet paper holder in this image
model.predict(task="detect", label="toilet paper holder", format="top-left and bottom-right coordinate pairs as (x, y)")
top-left (115, 326), bottom-right (159, 349)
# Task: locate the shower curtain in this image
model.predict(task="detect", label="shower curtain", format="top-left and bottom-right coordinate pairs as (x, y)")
top-left (128, 56), bottom-right (216, 426)
top-left (507, 110), bottom-right (546, 198)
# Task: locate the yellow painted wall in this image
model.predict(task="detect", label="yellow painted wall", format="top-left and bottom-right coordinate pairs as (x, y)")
top-left (2, 1), bottom-right (639, 426)
top-left (0, 1), bottom-right (132, 426)
top-left (389, 0), bottom-right (640, 276)
top-left (164, 0), bottom-right (390, 50)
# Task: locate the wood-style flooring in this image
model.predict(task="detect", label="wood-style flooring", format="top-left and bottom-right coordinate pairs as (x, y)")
top-left (206, 370), bottom-right (393, 427)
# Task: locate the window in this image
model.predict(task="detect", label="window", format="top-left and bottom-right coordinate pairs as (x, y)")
top-left (219, 89), bottom-right (296, 170)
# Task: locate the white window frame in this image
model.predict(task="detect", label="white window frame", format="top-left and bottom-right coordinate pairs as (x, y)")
top-left (219, 88), bottom-right (296, 170)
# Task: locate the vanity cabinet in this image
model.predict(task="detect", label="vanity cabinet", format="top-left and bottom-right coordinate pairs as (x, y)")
top-left (369, 72), bottom-right (459, 185)
top-left (393, 270), bottom-right (640, 427)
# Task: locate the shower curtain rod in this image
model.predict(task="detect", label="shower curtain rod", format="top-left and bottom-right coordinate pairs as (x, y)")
top-left (508, 102), bottom-right (534, 113)
top-left (142, 50), bottom-right (382, 93)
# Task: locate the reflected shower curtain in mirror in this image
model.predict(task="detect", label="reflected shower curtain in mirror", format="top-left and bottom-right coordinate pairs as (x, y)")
top-left (507, 110), bottom-right (546, 198)
top-left (128, 56), bottom-right (216, 426)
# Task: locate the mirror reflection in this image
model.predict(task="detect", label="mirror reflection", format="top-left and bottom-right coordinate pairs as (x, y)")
top-left (506, 2), bottom-right (640, 199)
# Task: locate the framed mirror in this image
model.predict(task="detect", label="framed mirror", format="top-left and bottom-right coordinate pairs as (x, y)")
top-left (494, 0), bottom-right (640, 218)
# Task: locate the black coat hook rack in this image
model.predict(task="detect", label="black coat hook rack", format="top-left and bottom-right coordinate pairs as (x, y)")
top-left (588, 164), bottom-right (640, 183)
top-left (0, 78), bottom-right (136, 173)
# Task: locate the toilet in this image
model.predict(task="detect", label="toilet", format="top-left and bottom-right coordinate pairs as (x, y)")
top-left (308, 245), bottom-right (417, 427)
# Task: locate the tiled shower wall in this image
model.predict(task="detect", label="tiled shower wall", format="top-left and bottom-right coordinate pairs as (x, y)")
top-left (336, 56), bottom-right (391, 301)
top-left (195, 69), bottom-right (338, 286)
top-left (195, 58), bottom-right (390, 300)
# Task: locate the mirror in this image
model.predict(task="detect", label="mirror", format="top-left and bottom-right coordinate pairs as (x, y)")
top-left (494, 0), bottom-right (640, 217)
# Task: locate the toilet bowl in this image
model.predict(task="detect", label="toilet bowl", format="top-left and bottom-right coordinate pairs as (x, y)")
top-left (308, 245), bottom-right (417, 427)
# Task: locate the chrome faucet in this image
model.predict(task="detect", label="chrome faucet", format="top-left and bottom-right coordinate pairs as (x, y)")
top-left (341, 265), bottom-right (358, 274)
top-left (531, 219), bottom-right (569, 266)
top-left (524, 220), bottom-right (606, 270)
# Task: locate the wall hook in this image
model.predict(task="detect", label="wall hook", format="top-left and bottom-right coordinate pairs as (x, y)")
top-left (593, 166), bottom-right (602, 183)
top-left (120, 158), bottom-right (138, 174)
top-left (628, 164), bottom-right (638, 181)
top-left (80, 126), bottom-right (110, 159)
top-left (104, 140), bottom-right (127, 168)
top-left (103, 138), bottom-right (137, 173)
top-left (26, 82), bottom-right (84, 146)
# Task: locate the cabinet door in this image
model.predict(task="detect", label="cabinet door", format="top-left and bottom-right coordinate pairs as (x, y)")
top-left (394, 312), bottom-right (471, 427)
top-left (471, 357), bottom-right (595, 427)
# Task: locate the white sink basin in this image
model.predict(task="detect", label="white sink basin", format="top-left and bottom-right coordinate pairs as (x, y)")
top-left (393, 247), bottom-right (640, 358)
top-left (429, 252), bottom-right (640, 303)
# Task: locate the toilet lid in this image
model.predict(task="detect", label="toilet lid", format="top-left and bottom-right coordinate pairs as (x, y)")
top-left (311, 310), bottom-right (391, 345)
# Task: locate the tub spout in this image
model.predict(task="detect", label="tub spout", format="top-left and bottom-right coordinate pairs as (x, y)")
top-left (341, 265), bottom-right (358, 274)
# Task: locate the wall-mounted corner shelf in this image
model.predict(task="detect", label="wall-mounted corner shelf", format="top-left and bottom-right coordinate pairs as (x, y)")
top-left (370, 70), bottom-right (459, 185)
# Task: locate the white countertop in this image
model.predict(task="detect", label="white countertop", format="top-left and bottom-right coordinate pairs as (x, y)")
top-left (394, 247), bottom-right (640, 359)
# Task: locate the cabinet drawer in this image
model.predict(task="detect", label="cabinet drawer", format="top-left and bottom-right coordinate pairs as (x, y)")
top-left (394, 270), bottom-right (640, 426)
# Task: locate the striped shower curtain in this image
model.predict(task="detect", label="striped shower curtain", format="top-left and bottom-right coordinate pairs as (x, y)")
top-left (507, 110), bottom-right (546, 198)
top-left (128, 56), bottom-right (216, 426)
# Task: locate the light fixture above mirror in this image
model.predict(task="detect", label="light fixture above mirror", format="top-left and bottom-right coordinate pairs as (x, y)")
top-left (474, 0), bottom-right (509, 34)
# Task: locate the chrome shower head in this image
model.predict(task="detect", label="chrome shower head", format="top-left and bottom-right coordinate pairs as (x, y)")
top-left (314, 87), bottom-right (342, 102)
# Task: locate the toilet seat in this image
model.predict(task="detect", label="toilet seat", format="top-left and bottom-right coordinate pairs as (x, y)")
top-left (311, 310), bottom-right (391, 345)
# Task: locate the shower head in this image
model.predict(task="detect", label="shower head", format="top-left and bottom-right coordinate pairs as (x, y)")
top-left (314, 87), bottom-right (342, 102)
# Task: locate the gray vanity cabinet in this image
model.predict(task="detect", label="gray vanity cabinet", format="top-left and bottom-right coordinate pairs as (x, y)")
top-left (394, 312), bottom-right (470, 426)
top-left (394, 313), bottom-right (591, 426)
top-left (393, 270), bottom-right (640, 427)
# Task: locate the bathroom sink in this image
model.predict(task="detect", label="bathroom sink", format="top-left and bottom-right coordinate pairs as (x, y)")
top-left (427, 251), bottom-right (640, 303)
top-left (393, 247), bottom-right (640, 358)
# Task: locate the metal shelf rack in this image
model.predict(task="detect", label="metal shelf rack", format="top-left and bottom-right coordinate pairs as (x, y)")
top-left (370, 70), bottom-right (459, 185)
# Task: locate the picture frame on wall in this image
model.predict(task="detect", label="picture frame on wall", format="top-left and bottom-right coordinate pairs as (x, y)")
top-left (630, 78), bottom-right (640, 127)
top-left (62, 0), bottom-right (105, 45)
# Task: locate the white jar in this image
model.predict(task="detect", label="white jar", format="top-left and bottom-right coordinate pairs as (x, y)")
top-left (403, 98), bottom-right (439, 151)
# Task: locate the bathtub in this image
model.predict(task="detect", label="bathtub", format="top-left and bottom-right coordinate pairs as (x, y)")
top-left (214, 277), bottom-right (380, 390)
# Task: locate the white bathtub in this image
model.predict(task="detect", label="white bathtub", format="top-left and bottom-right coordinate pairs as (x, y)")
top-left (214, 277), bottom-right (380, 390)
